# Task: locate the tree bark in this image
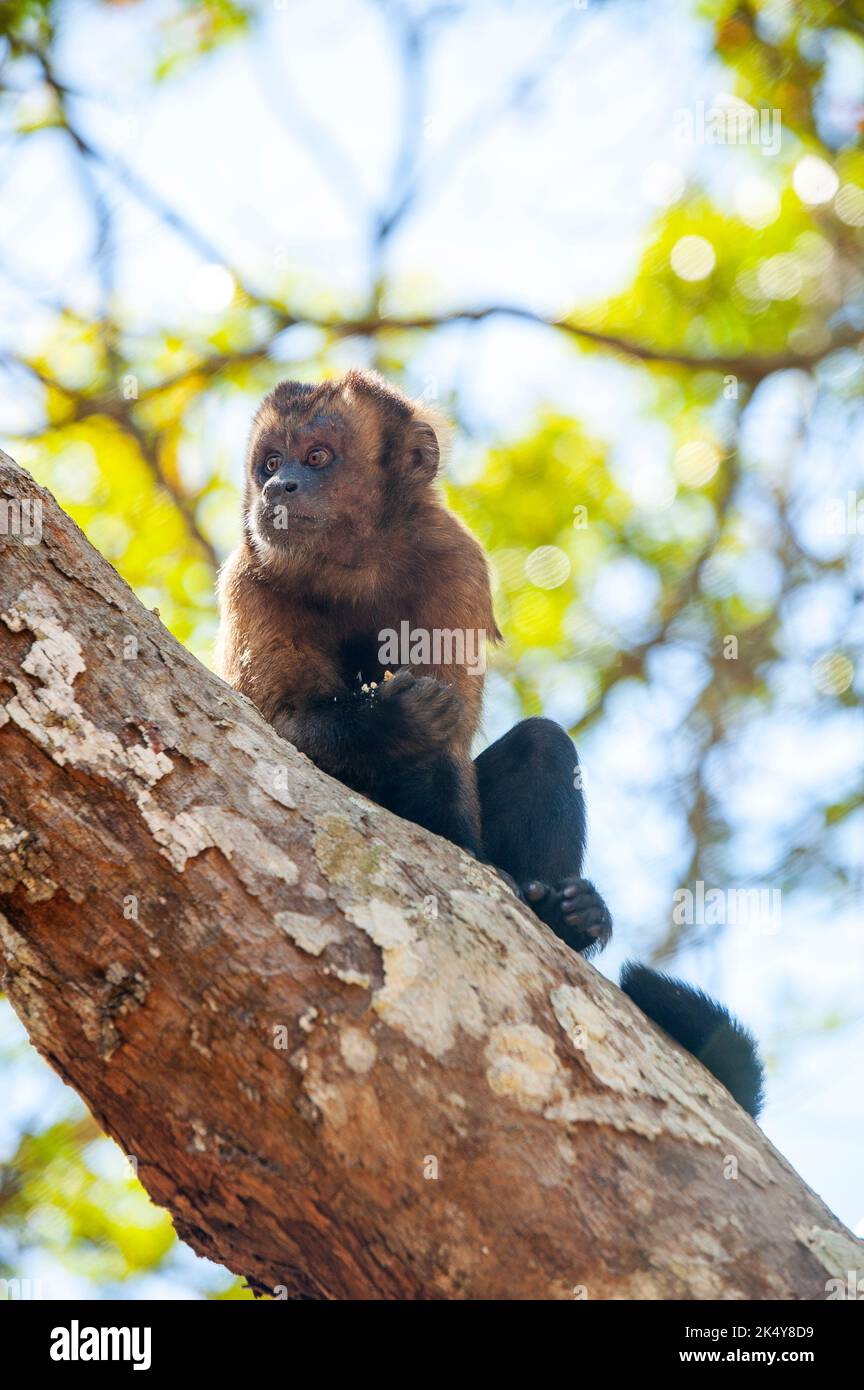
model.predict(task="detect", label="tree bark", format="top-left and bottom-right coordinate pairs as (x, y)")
top-left (0, 448), bottom-right (860, 1301)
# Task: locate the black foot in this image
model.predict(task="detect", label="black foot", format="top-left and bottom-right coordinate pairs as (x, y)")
top-left (523, 877), bottom-right (612, 957)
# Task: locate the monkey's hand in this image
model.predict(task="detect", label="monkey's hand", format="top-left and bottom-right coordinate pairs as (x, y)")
top-left (523, 877), bottom-right (612, 958)
top-left (368, 667), bottom-right (465, 756)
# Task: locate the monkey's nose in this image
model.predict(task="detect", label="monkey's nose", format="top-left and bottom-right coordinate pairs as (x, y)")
top-left (283, 480), bottom-right (299, 493)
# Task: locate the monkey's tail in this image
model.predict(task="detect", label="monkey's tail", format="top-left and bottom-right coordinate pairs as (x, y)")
top-left (619, 961), bottom-right (765, 1119)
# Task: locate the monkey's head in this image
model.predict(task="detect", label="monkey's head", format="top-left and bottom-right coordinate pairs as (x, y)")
top-left (243, 370), bottom-right (444, 580)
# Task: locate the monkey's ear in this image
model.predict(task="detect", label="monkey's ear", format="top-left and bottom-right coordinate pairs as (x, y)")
top-left (405, 409), bottom-right (449, 480)
top-left (406, 420), bottom-right (439, 478)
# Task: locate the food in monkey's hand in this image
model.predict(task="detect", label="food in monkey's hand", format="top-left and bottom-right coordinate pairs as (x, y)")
top-left (357, 672), bottom-right (393, 694)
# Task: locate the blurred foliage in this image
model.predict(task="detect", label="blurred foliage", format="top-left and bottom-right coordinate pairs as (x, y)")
top-left (0, 0), bottom-right (862, 1297)
top-left (152, 0), bottom-right (254, 80)
top-left (2, 1120), bottom-right (174, 1282)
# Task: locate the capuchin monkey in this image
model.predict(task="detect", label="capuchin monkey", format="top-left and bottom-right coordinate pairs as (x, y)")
top-left (218, 369), bottom-right (764, 1119)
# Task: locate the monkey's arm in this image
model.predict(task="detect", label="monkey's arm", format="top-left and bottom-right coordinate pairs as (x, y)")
top-left (272, 669), bottom-right (464, 783)
top-left (218, 553), bottom-right (483, 850)
top-left (218, 569), bottom-right (469, 784)
top-left (273, 675), bottom-right (482, 853)
top-left (271, 695), bottom-right (372, 784)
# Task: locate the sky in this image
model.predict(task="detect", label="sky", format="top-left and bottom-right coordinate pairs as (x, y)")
top-left (0, 0), bottom-right (862, 1294)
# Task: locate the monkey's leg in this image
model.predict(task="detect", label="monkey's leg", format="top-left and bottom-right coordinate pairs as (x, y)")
top-left (474, 717), bottom-right (611, 957)
top-left (376, 755), bottom-right (482, 857)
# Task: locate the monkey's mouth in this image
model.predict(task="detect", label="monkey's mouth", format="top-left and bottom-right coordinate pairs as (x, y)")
top-left (259, 504), bottom-right (324, 529)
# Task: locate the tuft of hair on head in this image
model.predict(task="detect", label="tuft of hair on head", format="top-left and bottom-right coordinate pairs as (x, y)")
top-left (339, 368), bottom-right (450, 482)
top-left (340, 367), bottom-right (412, 416)
top-left (257, 378), bottom-right (318, 420)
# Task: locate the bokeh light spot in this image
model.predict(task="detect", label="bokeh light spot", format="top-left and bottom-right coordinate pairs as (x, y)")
top-left (525, 545), bottom-right (571, 589)
top-left (670, 235), bottom-right (716, 281)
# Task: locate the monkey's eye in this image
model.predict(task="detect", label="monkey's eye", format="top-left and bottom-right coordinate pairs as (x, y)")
top-left (305, 446), bottom-right (332, 468)
top-left (263, 454), bottom-right (281, 474)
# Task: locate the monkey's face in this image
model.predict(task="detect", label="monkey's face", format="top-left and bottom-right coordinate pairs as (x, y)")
top-left (243, 375), bottom-right (440, 574)
top-left (247, 406), bottom-right (354, 548)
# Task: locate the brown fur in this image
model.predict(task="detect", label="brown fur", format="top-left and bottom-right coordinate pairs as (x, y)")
top-left (217, 370), bottom-right (500, 843)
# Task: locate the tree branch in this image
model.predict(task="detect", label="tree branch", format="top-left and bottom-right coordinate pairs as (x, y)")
top-left (0, 448), bottom-right (860, 1299)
